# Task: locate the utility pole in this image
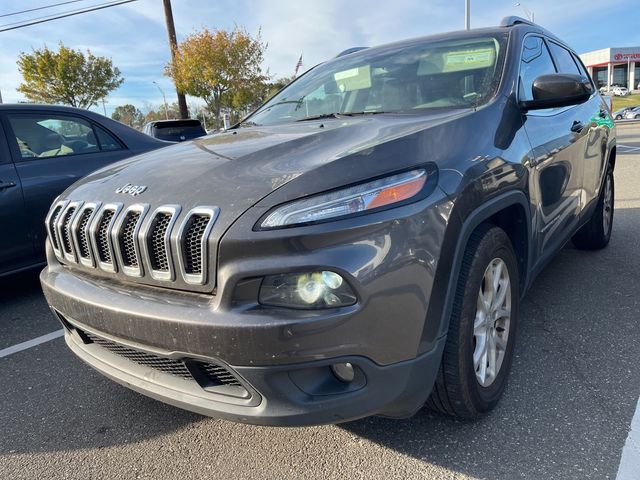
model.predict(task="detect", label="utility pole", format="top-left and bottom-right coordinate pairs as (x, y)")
top-left (162, 0), bottom-right (188, 119)
top-left (465, 0), bottom-right (470, 30)
top-left (101, 98), bottom-right (107, 116)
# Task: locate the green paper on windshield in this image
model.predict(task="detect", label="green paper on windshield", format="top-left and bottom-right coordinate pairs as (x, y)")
top-left (442, 48), bottom-right (496, 72)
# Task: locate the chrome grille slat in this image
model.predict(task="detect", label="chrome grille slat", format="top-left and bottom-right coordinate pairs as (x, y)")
top-left (120, 212), bottom-right (141, 267)
top-left (61, 207), bottom-right (77, 255)
top-left (183, 214), bottom-right (210, 275)
top-left (96, 210), bottom-right (115, 264)
top-left (148, 213), bottom-right (172, 271)
top-left (77, 209), bottom-right (94, 259)
top-left (47, 204), bottom-right (64, 252)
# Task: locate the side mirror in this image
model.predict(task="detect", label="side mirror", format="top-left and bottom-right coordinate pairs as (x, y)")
top-left (520, 73), bottom-right (593, 111)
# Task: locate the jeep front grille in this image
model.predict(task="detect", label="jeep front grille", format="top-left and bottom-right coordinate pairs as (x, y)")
top-left (46, 201), bottom-right (219, 290)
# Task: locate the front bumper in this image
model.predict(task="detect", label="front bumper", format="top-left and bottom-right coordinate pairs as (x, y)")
top-left (41, 257), bottom-right (447, 425)
top-left (57, 312), bottom-right (445, 425)
top-left (40, 189), bottom-right (453, 425)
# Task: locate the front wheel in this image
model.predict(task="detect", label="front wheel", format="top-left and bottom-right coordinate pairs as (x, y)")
top-left (427, 225), bottom-right (519, 419)
top-left (572, 166), bottom-right (614, 250)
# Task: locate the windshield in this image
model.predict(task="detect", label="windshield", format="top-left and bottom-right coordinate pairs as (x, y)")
top-left (248, 34), bottom-right (507, 126)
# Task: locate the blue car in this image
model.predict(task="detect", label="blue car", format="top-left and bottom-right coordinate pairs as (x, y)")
top-left (0, 104), bottom-right (167, 276)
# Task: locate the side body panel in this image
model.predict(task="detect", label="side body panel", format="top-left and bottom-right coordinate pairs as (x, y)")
top-left (0, 122), bottom-right (32, 273)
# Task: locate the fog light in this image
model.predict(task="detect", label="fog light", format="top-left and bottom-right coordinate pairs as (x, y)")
top-left (259, 271), bottom-right (357, 309)
top-left (331, 362), bottom-right (355, 383)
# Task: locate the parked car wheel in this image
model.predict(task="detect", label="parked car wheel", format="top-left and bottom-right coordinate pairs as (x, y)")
top-left (427, 224), bottom-right (519, 419)
top-left (573, 166), bottom-right (614, 250)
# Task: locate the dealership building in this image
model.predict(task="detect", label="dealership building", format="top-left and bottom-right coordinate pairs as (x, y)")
top-left (579, 47), bottom-right (640, 91)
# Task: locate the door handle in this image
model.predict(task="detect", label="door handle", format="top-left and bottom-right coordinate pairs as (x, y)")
top-left (0, 180), bottom-right (17, 190)
top-left (570, 121), bottom-right (584, 133)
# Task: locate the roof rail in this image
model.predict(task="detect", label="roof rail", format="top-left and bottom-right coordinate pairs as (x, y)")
top-left (335, 47), bottom-right (369, 58)
top-left (500, 16), bottom-right (537, 28)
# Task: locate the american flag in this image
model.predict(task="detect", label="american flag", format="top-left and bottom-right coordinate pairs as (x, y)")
top-left (293, 54), bottom-right (303, 78)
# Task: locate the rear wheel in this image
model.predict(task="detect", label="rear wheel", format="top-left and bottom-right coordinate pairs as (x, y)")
top-left (427, 225), bottom-right (519, 419)
top-left (572, 166), bottom-right (614, 250)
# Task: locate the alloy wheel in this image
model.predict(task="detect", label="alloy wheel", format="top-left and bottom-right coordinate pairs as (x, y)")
top-left (603, 172), bottom-right (613, 234)
top-left (473, 258), bottom-right (512, 387)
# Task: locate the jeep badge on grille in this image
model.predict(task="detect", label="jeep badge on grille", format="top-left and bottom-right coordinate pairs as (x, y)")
top-left (115, 183), bottom-right (147, 196)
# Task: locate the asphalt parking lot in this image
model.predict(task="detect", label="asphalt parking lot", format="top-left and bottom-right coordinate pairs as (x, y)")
top-left (1, 124), bottom-right (639, 480)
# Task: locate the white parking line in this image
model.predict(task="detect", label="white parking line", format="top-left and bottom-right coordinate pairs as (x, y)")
top-left (0, 329), bottom-right (64, 359)
top-left (617, 397), bottom-right (640, 480)
top-left (618, 145), bottom-right (640, 152)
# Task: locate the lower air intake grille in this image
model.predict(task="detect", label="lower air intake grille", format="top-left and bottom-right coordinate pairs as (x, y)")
top-left (183, 214), bottom-right (210, 275)
top-left (79, 329), bottom-right (244, 390)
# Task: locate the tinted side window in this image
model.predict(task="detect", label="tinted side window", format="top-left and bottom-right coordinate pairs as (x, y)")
top-left (519, 36), bottom-right (557, 101)
top-left (95, 125), bottom-right (124, 151)
top-left (571, 52), bottom-right (593, 82)
top-left (548, 42), bottom-right (580, 75)
top-left (7, 114), bottom-right (100, 159)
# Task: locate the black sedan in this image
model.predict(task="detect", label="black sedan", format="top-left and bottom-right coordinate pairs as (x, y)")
top-left (0, 104), bottom-right (168, 276)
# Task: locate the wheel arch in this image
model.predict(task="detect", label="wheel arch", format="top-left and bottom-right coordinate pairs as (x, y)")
top-left (422, 190), bottom-right (533, 348)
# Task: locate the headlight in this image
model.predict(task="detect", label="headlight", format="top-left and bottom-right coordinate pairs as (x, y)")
top-left (259, 271), bottom-right (357, 309)
top-left (259, 169), bottom-right (427, 229)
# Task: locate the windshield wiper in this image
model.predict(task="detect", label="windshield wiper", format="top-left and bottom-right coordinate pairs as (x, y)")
top-left (237, 121), bottom-right (260, 127)
top-left (296, 111), bottom-right (389, 122)
top-left (296, 113), bottom-right (344, 122)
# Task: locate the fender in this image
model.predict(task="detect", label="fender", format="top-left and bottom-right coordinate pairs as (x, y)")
top-left (420, 189), bottom-right (533, 351)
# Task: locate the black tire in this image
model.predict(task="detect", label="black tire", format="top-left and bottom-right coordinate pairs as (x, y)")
top-left (615, 115), bottom-right (622, 120)
top-left (572, 166), bottom-right (614, 250)
top-left (427, 224), bottom-right (519, 419)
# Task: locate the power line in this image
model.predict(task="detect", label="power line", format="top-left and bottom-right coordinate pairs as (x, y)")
top-left (0, 0), bottom-right (138, 32)
top-left (0, 1), bottom-right (88, 19)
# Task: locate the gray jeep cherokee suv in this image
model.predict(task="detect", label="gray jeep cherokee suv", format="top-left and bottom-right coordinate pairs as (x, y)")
top-left (41, 17), bottom-right (615, 426)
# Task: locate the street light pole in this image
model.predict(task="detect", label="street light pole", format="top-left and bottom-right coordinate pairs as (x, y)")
top-left (514, 2), bottom-right (534, 22)
top-left (465, 0), bottom-right (470, 30)
top-left (153, 81), bottom-right (169, 120)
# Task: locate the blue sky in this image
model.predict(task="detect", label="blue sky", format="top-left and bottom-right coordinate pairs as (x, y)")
top-left (0, 0), bottom-right (638, 116)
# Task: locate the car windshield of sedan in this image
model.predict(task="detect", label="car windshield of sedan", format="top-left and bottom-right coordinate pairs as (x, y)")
top-left (247, 35), bottom-right (506, 126)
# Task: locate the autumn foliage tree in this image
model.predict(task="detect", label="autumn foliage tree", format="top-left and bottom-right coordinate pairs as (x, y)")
top-left (17, 43), bottom-right (123, 109)
top-left (111, 104), bottom-right (144, 129)
top-left (166, 27), bottom-right (268, 128)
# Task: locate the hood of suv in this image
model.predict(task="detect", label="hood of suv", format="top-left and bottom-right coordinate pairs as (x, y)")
top-left (62, 110), bottom-right (468, 224)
